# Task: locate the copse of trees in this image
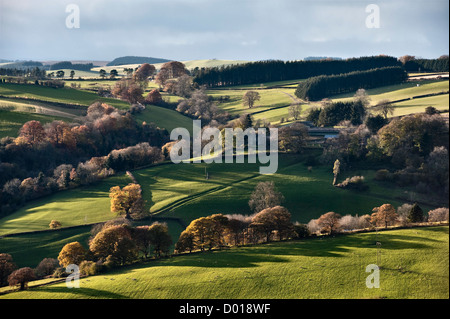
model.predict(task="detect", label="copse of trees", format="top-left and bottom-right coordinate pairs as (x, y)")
top-left (49, 61), bottom-right (95, 71)
top-left (175, 207), bottom-right (296, 253)
top-left (400, 56), bottom-right (449, 73)
top-left (319, 112), bottom-right (449, 203)
top-left (193, 55), bottom-right (401, 87)
top-left (295, 67), bottom-right (408, 101)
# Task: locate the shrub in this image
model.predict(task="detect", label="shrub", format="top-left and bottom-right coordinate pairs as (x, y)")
top-left (52, 267), bottom-right (68, 278)
top-left (35, 258), bottom-right (59, 278)
top-left (374, 169), bottom-right (391, 181)
top-left (79, 260), bottom-right (98, 276)
top-left (293, 223), bottom-right (309, 238)
top-left (428, 207), bottom-right (449, 222)
top-left (49, 220), bottom-right (62, 229)
top-left (336, 176), bottom-right (368, 191)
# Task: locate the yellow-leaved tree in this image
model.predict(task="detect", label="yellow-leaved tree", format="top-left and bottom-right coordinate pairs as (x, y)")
top-left (109, 183), bottom-right (146, 220)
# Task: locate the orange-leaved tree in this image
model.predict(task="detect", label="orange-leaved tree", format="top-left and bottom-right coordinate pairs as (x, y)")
top-left (109, 183), bottom-right (146, 220)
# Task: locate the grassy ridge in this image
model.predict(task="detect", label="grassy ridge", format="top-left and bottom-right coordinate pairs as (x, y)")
top-left (2, 226), bottom-right (448, 299)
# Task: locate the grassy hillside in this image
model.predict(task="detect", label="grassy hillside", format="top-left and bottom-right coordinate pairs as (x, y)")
top-left (0, 174), bottom-right (132, 236)
top-left (2, 226), bottom-right (448, 299)
top-left (48, 69), bottom-right (100, 79)
top-left (207, 79), bottom-right (449, 125)
top-left (0, 83), bottom-right (130, 110)
top-left (134, 104), bottom-right (194, 134)
top-left (1, 154), bottom-right (432, 251)
top-left (0, 109), bottom-right (69, 138)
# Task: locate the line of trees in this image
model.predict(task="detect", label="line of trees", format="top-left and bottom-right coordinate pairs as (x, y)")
top-left (2, 199), bottom-right (447, 290)
top-left (192, 56), bottom-right (401, 87)
top-left (295, 67), bottom-right (408, 101)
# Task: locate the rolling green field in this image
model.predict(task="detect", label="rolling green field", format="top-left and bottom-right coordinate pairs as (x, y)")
top-left (2, 226), bottom-right (448, 299)
top-left (207, 88), bottom-right (297, 114)
top-left (0, 82), bottom-right (130, 110)
top-left (0, 154), bottom-right (419, 237)
top-left (0, 153), bottom-right (435, 270)
top-left (0, 174), bottom-right (132, 236)
top-left (0, 109), bottom-right (69, 138)
top-left (48, 69), bottom-right (100, 79)
top-left (207, 79), bottom-right (449, 125)
top-left (134, 104), bottom-right (194, 134)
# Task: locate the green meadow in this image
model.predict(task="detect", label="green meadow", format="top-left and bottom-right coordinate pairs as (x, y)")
top-left (2, 226), bottom-right (448, 299)
top-left (0, 154), bottom-right (419, 237)
top-left (134, 104), bottom-right (194, 134)
top-left (0, 82), bottom-right (130, 110)
top-left (0, 109), bottom-right (69, 138)
top-left (207, 79), bottom-right (449, 125)
top-left (0, 152), bottom-right (434, 270)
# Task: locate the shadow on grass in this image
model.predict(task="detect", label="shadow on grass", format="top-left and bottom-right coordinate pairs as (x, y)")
top-left (266, 230), bottom-right (444, 258)
top-left (111, 229), bottom-right (445, 273)
top-left (36, 286), bottom-right (130, 299)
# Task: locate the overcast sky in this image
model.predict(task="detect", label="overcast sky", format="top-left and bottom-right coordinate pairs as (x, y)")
top-left (0, 0), bottom-right (448, 62)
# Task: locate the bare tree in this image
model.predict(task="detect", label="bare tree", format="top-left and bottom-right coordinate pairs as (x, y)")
top-left (374, 99), bottom-right (395, 119)
top-left (288, 103), bottom-right (302, 120)
top-left (249, 181), bottom-right (284, 213)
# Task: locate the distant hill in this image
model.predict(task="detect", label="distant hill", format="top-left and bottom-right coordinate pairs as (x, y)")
top-left (107, 56), bottom-right (171, 66)
top-left (304, 56), bottom-right (342, 61)
top-left (0, 60), bottom-right (43, 69)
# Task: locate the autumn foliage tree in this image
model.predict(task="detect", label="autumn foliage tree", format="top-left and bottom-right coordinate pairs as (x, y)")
top-left (251, 206), bottom-right (293, 242)
top-left (57, 242), bottom-right (87, 268)
top-left (174, 230), bottom-right (195, 253)
top-left (109, 183), bottom-right (146, 220)
top-left (133, 63), bottom-right (156, 89)
top-left (8, 267), bottom-right (36, 290)
top-left (155, 61), bottom-right (188, 87)
top-left (147, 222), bottom-right (172, 258)
top-left (317, 212), bottom-right (342, 235)
top-left (371, 204), bottom-right (399, 228)
top-left (89, 225), bottom-right (137, 266)
top-left (17, 120), bottom-right (46, 146)
top-left (0, 253), bottom-right (16, 287)
top-left (144, 89), bottom-right (163, 105)
top-left (112, 79), bottom-right (144, 104)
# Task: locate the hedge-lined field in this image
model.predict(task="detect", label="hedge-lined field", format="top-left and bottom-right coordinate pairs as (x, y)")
top-left (2, 226), bottom-right (448, 299)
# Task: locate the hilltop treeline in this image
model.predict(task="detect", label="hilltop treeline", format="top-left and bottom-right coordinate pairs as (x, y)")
top-left (49, 61), bottom-right (95, 71)
top-left (295, 67), bottom-right (408, 101)
top-left (192, 56), bottom-right (401, 87)
top-left (404, 58), bottom-right (449, 73)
